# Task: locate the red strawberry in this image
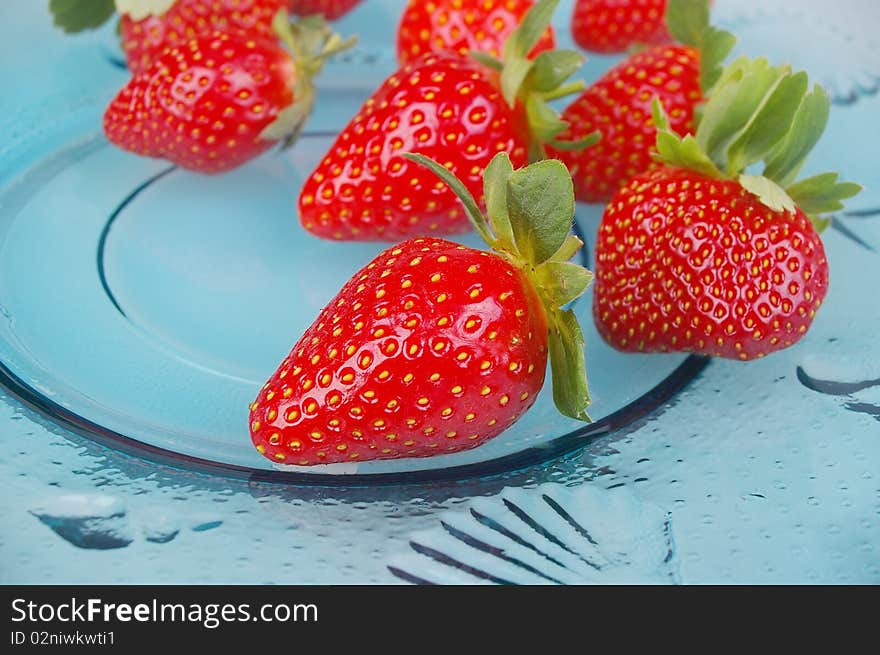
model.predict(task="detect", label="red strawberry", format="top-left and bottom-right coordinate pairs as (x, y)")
top-left (396, 0), bottom-right (556, 65)
top-left (549, 0), bottom-right (734, 203)
top-left (299, 54), bottom-right (528, 240)
top-left (104, 32), bottom-right (295, 173)
top-left (104, 18), bottom-right (356, 173)
top-left (592, 58), bottom-right (861, 360)
top-left (252, 154), bottom-right (594, 465)
top-left (549, 43), bottom-right (702, 202)
top-left (288, 0), bottom-right (363, 20)
top-left (119, 0), bottom-right (287, 74)
top-left (299, 0), bottom-right (596, 240)
top-left (571, 0), bottom-right (671, 54)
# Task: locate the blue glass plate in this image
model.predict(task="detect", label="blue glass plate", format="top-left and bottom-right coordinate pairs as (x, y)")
top-left (2, 0), bottom-right (879, 585)
top-left (0, 1), bottom-right (705, 483)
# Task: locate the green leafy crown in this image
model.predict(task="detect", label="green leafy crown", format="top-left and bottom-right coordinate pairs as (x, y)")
top-left (665, 0), bottom-right (737, 94)
top-left (651, 54), bottom-right (861, 228)
top-left (471, 0), bottom-right (600, 162)
top-left (259, 10), bottom-right (358, 148)
top-left (405, 152), bottom-right (594, 423)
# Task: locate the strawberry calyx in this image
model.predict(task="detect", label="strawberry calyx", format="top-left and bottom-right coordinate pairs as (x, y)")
top-left (650, 56), bottom-right (862, 229)
top-left (470, 0), bottom-right (600, 162)
top-left (259, 9), bottom-right (358, 148)
top-left (50, 0), bottom-right (117, 33)
top-left (665, 0), bottom-right (736, 94)
top-left (405, 151), bottom-right (594, 422)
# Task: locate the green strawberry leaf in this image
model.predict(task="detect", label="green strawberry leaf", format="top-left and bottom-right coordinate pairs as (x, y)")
top-left (500, 56), bottom-right (535, 108)
top-left (665, 0), bottom-right (735, 94)
top-left (762, 84), bottom-right (831, 187)
top-left (483, 153), bottom-right (517, 254)
top-left (504, 0), bottom-right (559, 61)
top-left (547, 308), bottom-right (592, 422)
top-left (726, 70), bottom-right (808, 174)
top-left (665, 0), bottom-right (710, 48)
top-left (548, 131), bottom-right (601, 152)
top-left (260, 101), bottom-right (312, 145)
top-left (739, 174), bottom-right (797, 213)
top-left (499, 0), bottom-right (559, 105)
top-left (696, 58), bottom-right (790, 171)
top-left (470, 50), bottom-right (504, 72)
top-left (496, 0), bottom-right (591, 160)
top-left (527, 50), bottom-right (586, 93)
top-left (265, 11), bottom-right (357, 149)
top-left (525, 96), bottom-right (569, 144)
top-left (699, 26), bottom-right (737, 94)
top-left (786, 173), bottom-right (863, 217)
top-left (536, 261), bottom-right (593, 308)
top-left (403, 154), bottom-right (496, 247)
top-left (653, 54), bottom-right (861, 220)
top-left (549, 235), bottom-right (584, 262)
top-left (651, 99), bottom-right (724, 178)
top-left (809, 214), bottom-right (833, 233)
top-left (506, 159), bottom-right (576, 265)
top-left (49, 0), bottom-right (116, 33)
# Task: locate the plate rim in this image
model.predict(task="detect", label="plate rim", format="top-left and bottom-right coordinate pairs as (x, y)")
top-left (0, 354), bottom-right (709, 486)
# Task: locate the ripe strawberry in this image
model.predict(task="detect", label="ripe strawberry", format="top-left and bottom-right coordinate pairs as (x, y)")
top-left (299, 0), bottom-right (597, 240)
top-left (397, 0), bottom-right (556, 65)
top-left (288, 0), bottom-right (363, 20)
top-left (104, 17), bottom-right (356, 173)
top-left (549, 44), bottom-right (700, 202)
top-left (251, 154), bottom-right (594, 465)
top-left (592, 57), bottom-right (861, 360)
top-left (549, 0), bottom-right (734, 203)
top-left (119, 0), bottom-right (288, 74)
top-left (571, 0), bottom-right (670, 54)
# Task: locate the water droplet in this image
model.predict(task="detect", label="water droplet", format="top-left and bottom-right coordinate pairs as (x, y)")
top-left (29, 494), bottom-right (133, 550)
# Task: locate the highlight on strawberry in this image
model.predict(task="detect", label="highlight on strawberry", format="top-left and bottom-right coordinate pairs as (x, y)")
top-left (592, 56), bottom-right (861, 361)
top-left (251, 153), bottom-right (593, 465)
top-left (550, 0), bottom-right (735, 203)
top-left (298, 0), bottom-right (599, 241)
top-left (102, 10), bottom-right (357, 174)
top-left (396, 0), bottom-right (556, 65)
top-left (571, 0), bottom-right (673, 54)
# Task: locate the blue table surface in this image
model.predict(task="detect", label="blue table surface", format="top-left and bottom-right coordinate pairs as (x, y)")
top-left (1, 0), bottom-right (878, 584)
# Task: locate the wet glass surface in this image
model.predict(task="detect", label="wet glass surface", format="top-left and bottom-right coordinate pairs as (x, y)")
top-left (1, 0), bottom-right (878, 584)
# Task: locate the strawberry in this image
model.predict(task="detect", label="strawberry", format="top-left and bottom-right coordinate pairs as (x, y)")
top-left (571, 0), bottom-right (671, 54)
top-left (593, 56), bottom-right (861, 360)
top-left (288, 0), bottom-right (363, 20)
top-left (104, 15), bottom-right (356, 174)
top-left (549, 0), bottom-right (735, 203)
top-left (299, 0), bottom-right (597, 240)
top-left (119, 0), bottom-right (288, 74)
top-left (396, 0), bottom-right (556, 65)
top-left (251, 154), bottom-right (594, 465)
